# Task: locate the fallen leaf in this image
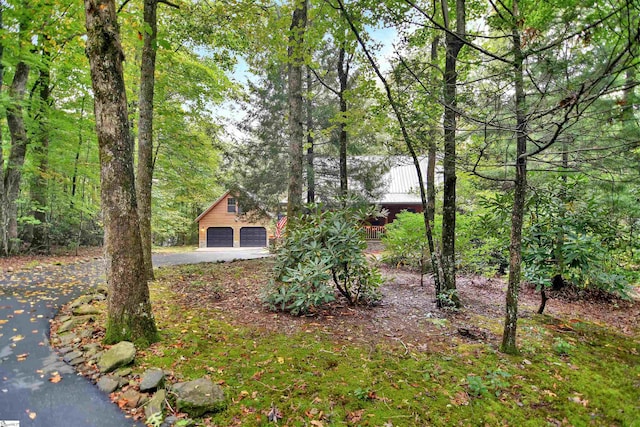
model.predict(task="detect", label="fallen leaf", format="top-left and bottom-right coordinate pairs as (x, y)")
top-left (450, 391), bottom-right (470, 406)
top-left (0, 319), bottom-right (8, 325)
top-left (14, 309), bottom-right (24, 314)
top-left (16, 353), bottom-right (29, 361)
top-left (346, 409), bottom-right (365, 423)
top-left (569, 395), bottom-right (588, 407)
top-left (28, 411), bottom-right (37, 420)
top-left (49, 373), bottom-right (62, 383)
top-left (267, 403), bottom-right (282, 423)
top-left (11, 334), bottom-right (24, 342)
top-left (310, 421), bottom-right (324, 427)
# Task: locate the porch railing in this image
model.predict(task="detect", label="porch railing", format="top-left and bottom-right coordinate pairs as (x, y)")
top-left (363, 225), bottom-right (386, 240)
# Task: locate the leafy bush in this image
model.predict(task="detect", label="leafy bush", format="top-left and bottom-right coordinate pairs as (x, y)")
top-left (523, 176), bottom-right (632, 296)
top-left (381, 211), bottom-right (432, 272)
top-left (381, 208), bottom-right (509, 276)
top-left (262, 204), bottom-right (382, 315)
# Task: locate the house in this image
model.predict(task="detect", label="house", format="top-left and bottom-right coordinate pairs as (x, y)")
top-left (195, 191), bottom-right (271, 248)
top-left (371, 156), bottom-right (438, 224)
top-left (362, 156), bottom-right (439, 238)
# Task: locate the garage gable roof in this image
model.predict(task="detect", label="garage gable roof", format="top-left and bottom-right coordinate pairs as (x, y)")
top-left (194, 190), bottom-right (232, 222)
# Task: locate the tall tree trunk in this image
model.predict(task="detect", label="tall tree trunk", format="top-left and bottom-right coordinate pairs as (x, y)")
top-left (337, 45), bottom-right (349, 200)
top-left (501, 1), bottom-right (527, 354)
top-left (427, 36), bottom-right (439, 226)
top-left (84, 0), bottom-right (158, 346)
top-left (30, 48), bottom-right (52, 253)
top-left (424, 36), bottom-right (439, 289)
top-left (286, 0), bottom-right (307, 219)
top-left (4, 61), bottom-right (31, 255)
top-left (71, 96), bottom-right (86, 204)
top-left (306, 67), bottom-right (315, 203)
top-left (136, 0), bottom-right (158, 281)
top-left (0, 6), bottom-right (7, 255)
top-left (440, 0), bottom-right (465, 308)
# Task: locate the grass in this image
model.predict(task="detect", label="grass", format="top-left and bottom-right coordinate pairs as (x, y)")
top-left (134, 261), bottom-right (640, 427)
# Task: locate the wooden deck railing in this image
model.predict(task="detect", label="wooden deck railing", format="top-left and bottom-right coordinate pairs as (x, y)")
top-left (363, 225), bottom-right (386, 240)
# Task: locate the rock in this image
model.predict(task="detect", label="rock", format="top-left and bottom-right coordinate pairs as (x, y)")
top-left (113, 367), bottom-right (132, 377)
top-left (72, 304), bottom-right (101, 316)
top-left (140, 368), bottom-right (165, 392)
top-left (58, 346), bottom-right (73, 355)
top-left (144, 389), bottom-right (166, 419)
top-left (68, 357), bottom-right (84, 366)
top-left (96, 283), bottom-right (108, 295)
top-left (63, 351), bottom-right (83, 364)
top-left (98, 341), bottom-right (136, 373)
top-left (118, 376), bottom-right (129, 388)
top-left (83, 343), bottom-right (101, 358)
top-left (97, 376), bottom-right (120, 393)
top-left (121, 389), bottom-right (143, 408)
top-left (57, 333), bottom-right (78, 346)
top-left (58, 315), bottom-right (95, 333)
top-left (173, 378), bottom-right (226, 417)
top-left (160, 416), bottom-right (183, 427)
top-left (70, 295), bottom-right (95, 309)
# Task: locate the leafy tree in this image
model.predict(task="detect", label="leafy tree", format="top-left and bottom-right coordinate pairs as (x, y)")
top-left (84, 0), bottom-right (157, 345)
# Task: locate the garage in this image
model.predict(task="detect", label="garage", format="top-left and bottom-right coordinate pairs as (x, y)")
top-left (240, 227), bottom-right (267, 247)
top-left (206, 227), bottom-right (233, 247)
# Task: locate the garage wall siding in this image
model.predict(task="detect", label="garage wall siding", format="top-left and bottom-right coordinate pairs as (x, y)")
top-left (197, 193), bottom-right (270, 248)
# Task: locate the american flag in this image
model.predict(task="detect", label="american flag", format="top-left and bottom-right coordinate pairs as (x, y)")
top-left (275, 216), bottom-right (287, 239)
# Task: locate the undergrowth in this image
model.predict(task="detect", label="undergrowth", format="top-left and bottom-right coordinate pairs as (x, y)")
top-left (138, 262), bottom-right (640, 426)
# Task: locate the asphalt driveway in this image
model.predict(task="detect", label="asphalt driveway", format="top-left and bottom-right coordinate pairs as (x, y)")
top-left (0, 248), bottom-right (269, 426)
top-left (152, 247), bottom-right (271, 267)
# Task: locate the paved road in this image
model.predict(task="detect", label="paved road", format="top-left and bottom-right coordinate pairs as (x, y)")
top-left (0, 248), bottom-right (269, 426)
top-left (152, 247), bottom-right (271, 267)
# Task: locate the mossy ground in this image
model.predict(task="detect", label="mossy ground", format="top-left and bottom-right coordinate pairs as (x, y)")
top-left (135, 261), bottom-right (640, 427)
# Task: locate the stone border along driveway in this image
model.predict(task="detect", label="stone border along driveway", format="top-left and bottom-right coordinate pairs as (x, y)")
top-left (48, 249), bottom-right (272, 426)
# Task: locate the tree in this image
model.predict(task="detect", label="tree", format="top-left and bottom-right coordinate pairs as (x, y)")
top-left (136, 0), bottom-right (161, 281)
top-left (286, 0), bottom-right (308, 218)
top-left (84, 0), bottom-right (157, 345)
top-left (440, 0), bottom-right (465, 307)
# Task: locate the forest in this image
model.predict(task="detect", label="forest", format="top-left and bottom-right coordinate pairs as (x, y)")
top-left (0, 0), bottom-right (638, 376)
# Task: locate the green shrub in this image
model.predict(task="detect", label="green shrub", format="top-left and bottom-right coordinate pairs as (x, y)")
top-left (262, 204), bottom-right (382, 315)
top-left (381, 211), bottom-right (431, 272)
top-left (381, 209), bottom-right (509, 276)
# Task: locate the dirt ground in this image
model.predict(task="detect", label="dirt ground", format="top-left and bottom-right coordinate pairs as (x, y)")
top-left (171, 258), bottom-right (640, 353)
top-left (0, 246), bottom-right (103, 273)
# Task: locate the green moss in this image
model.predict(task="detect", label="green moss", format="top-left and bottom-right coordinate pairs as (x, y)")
top-left (140, 262), bottom-right (640, 426)
top-left (104, 314), bottom-right (159, 348)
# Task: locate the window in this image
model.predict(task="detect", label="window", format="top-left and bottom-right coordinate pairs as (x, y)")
top-left (227, 197), bottom-right (236, 213)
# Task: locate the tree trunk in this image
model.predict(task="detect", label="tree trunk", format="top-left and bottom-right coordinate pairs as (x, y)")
top-left (501, 3), bottom-right (527, 354)
top-left (440, 0), bottom-right (465, 308)
top-left (136, 0), bottom-right (158, 281)
top-left (0, 7), bottom-right (6, 255)
top-left (30, 48), bottom-right (52, 253)
top-left (84, 0), bottom-right (158, 346)
top-left (286, 0), bottom-right (307, 219)
top-left (4, 61), bottom-right (31, 255)
top-left (306, 67), bottom-right (315, 203)
top-left (71, 96), bottom-right (86, 204)
top-left (337, 45), bottom-right (349, 201)
top-left (427, 36), bottom-right (439, 226)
